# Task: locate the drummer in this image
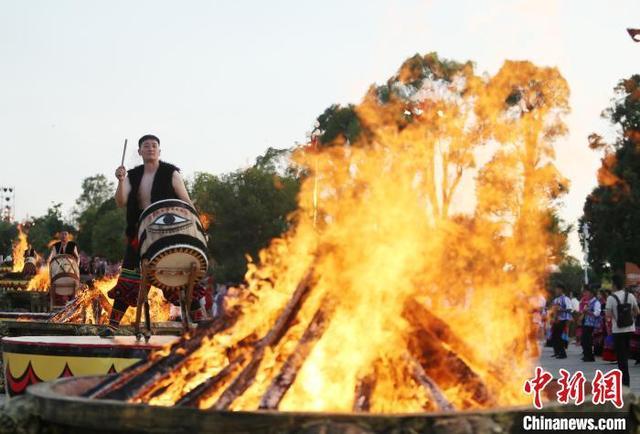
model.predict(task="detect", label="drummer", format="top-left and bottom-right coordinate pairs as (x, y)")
top-left (101, 134), bottom-right (206, 337)
top-left (22, 244), bottom-right (38, 277)
top-left (47, 231), bottom-right (79, 263)
top-left (24, 245), bottom-right (37, 260)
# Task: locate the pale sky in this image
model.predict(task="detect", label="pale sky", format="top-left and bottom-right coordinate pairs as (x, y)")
top-left (0, 0), bottom-right (638, 260)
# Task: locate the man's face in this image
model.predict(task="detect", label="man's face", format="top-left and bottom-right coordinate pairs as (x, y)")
top-left (138, 139), bottom-right (160, 162)
top-left (60, 231), bottom-right (68, 242)
top-left (555, 287), bottom-right (562, 296)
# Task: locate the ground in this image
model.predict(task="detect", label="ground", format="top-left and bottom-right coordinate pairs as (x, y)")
top-left (539, 339), bottom-right (640, 395)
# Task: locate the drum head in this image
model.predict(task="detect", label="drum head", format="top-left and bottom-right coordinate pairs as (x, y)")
top-left (53, 278), bottom-right (76, 295)
top-left (149, 248), bottom-right (207, 290)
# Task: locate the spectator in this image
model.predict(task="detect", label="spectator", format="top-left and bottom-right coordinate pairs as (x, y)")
top-left (580, 286), bottom-right (600, 362)
top-left (605, 275), bottom-right (639, 386)
top-left (550, 283), bottom-right (572, 359)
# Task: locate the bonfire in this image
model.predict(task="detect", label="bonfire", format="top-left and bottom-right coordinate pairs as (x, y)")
top-left (86, 55), bottom-right (570, 413)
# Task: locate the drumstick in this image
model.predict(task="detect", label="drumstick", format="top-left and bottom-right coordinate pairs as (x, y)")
top-left (120, 138), bottom-right (128, 167)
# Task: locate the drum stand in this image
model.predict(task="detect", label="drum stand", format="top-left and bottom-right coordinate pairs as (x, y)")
top-left (134, 259), bottom-right (199, 342)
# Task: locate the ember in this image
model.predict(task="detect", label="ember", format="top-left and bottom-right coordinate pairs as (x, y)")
top-left (85, 56), bottom-right (571, 412)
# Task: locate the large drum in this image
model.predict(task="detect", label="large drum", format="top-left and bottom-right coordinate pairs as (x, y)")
top-left (138, 199), bottom-right (208, 290)
top-left (50, 254), bottom-right (79, 296)
top-left (22, 256), bottom-right (37, 277)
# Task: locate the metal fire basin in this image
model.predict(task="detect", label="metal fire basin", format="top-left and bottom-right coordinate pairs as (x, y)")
top-left (22, 376), bottom-right (638, 434)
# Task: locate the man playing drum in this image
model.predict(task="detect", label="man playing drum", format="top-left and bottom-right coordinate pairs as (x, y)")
top-left (47, 231), bottom-right (79, 262)
top-left (48, 231), bottom-right (80, 305)
top-left (22, 244), bottom-right (38, 277)
top-left (101, 134), bottom-right (206, 337)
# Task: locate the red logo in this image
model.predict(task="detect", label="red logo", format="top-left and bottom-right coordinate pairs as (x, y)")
top-left (524, 367), bottom-right (554, 409)
top-left (592, 369), bottom-right (623, 408)
top-left (524, 368), bottom-right (623, 409)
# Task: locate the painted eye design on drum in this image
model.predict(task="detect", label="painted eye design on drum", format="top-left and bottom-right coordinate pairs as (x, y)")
top-left (152, 213), bottom-right (188, 226)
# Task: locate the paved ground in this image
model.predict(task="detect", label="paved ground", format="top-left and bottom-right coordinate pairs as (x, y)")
top-left (539, 340), bottom-right (640, 396)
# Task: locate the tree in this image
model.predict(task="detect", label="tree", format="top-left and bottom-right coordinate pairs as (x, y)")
top-left (0, 221), bottom-right (18, 257)
top-left (91, 200), bottom-right (126, 262)
top-left (547, 256), bottom-right (586, 296)
top-left (74, 174), bottom-right (114, 214)
top-left (580, 75), bottom-right (640, 276)
top-left (28, 204), bottom-right (75, 253)
top-left (190, 148), bottom-right (300, 283)
top-left (315, 104), bottom-right (362, 146)
top-left (73, 174), bottom-right (115, 254)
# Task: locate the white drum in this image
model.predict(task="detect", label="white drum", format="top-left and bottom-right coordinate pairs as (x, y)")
top-left (50, 254), bottom-right (79, 296)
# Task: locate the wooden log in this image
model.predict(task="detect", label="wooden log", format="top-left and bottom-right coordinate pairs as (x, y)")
top-left (175, 354), bottom-right (248, 407)
top-left (406, 354), bottom-right (453, 411)
top-left (352, 372), bottom-right (376, 413)
top-left (403, 301), bottom-right (495, 408)
top-left (403, 298), bottom-right (475, 359)
top-left (256, 271), bottom-right (314, 348)
top-left (85, 313), bottom-right (237, 400)
top-left (258, 303), bottom-right (332, 410)
top-left (209, 272), bottom-right (315, 410)
top-left (49, 284), bottom-right (112, 324)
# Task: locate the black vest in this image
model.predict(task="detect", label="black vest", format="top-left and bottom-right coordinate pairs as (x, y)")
top-left (126, 161), bottom-right (180, 237)
top-left (53, 241), bottom-right (77, 255)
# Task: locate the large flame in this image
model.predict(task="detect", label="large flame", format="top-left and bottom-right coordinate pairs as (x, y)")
top-left (25, 266), bottom-right (49, 291)
top-left (11, 225), bottom-right (28, 272)
top-left (109, 57), bottom-right (570, 412)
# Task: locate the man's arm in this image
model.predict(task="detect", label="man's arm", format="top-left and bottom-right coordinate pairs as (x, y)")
top-left (172, 171), bottom-right (193, 206)
top-left (115, 166), bottom-right (131, 208)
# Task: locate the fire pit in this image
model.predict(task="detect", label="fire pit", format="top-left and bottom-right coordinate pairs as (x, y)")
top-left (40, 57), bottom-right (584, 417)
top-left (2, 54), bottom-right (614, 433)
top-left (20, 376), bottom-right (635, 434)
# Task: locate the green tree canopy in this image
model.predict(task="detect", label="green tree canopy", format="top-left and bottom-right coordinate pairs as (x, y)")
top-left (581, 75), bottom-right (640, 276)
top-left (28, 204), bottom-right (75, 253)
top-left (0, 221), bottom-right (18, 257)
top-left (190, 148), bottom-right (300, 283)
top-left (73, 174), bottom-right (115, 254)
top-left (547, 256), bottom-right (587, 297)
top-left (90, 199), bottom-right (125, 262)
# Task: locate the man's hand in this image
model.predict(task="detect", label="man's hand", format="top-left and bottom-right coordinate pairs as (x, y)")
top-left (115, 166), bottom-right (126, 181)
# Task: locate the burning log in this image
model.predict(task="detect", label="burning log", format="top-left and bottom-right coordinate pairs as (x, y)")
top-left (85, 312), bottom-right (239, 400)
top-left (49, 283), bottom-right (112, 324)
top-left (259, 301), bottom-right (333, 410)
top-left (205, 271), bottom-right (315, 410)
top-left (92, 270), bottom-right (313, 406)
top-left (406, 355), bottom-right (453, 411)
top-left (352, 365), bottom-right (378, 412)
top-left (403, 299), bottom-right (495, 408)
top-left (175, 354), bottom-right (248, 407)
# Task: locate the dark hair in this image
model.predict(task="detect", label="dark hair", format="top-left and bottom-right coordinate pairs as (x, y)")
top-left (556, 283), bottom-right (566, 292)
top-left (138, 134), bottom-right (160, 148)
top-left (612, 274), bottom-right (625, 290)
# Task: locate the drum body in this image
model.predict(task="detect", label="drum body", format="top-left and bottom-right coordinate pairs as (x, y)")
top-left (138, 199), bottom-right (208, 290)
top-left (50, 254), bottom-right (79, 296)
top-left (22, 257), bottom-right (37, 277)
